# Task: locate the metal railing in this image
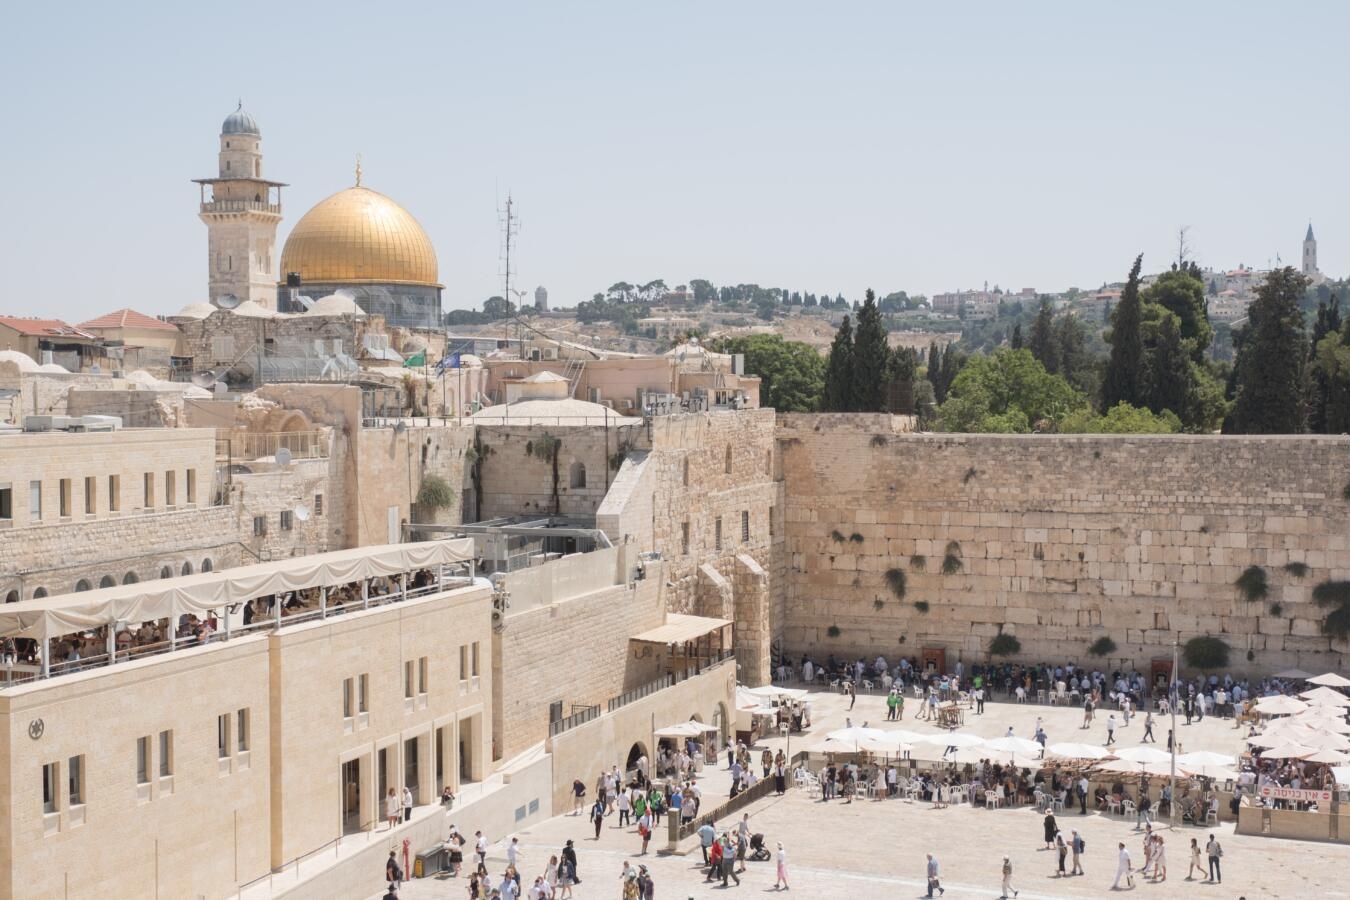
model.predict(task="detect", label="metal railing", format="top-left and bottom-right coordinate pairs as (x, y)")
top-left (673, 750), bottom-right (809, 843)
top-left (201, 200), bottom-right (281, 215)
top-left (549, 704), bottom-right (600, 737)
top-left (216, 430), bottom-right (329, 462)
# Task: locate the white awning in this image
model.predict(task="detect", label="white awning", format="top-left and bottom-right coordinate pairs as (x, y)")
top-left (654, 720), bottom-right (717, 738)
top-left (0, 539), bottom-right (475, 641)
top-left (631, 613), bottom-right (731, 645)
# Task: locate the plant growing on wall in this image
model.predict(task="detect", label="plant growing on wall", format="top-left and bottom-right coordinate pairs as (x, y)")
top-left (941, 541), bottom-right (963, 575)
top-left (1343, 482), bottom-right (1350, 501)
top-left (909, 554), bottom-right (927, 572)
top-left (1235, 566), bottom-right (1268, 603)
top-left (1183, 636), bottom-right (1231, 670)
top-left (870, 434), bottom-right (888, 447)
top-left (989, 632), bottom-right (1021, 656)
top-left (526, 432), bottom-right (562, 514)
top-left (831, 530), bottom-right (846, 543)
top-left (962, 466), bottom-right (978, 484)
top-left (913, 600), bottom-right (930, 614)
top-left (1088, 636), bottom-right (1117, 657)
top-left (1283, 561), bottom-right (1310, 578)
top-left (826, 624), bottom-right (842, 638)
top-left (1269, 602), bottom-right (1284, 617)
top-left (416, 474), bottom-right (456, 510)
top-left (873, 598), bottom-right (885, 610)
top-left (884, 568), bottom-right (907, 599)
top-left (849, 533), bottom-right (864, 543)
top-left (1312, 581), bottom-right (1350, 642)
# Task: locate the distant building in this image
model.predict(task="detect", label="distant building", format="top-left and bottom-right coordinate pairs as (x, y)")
top-left (1304, 222), bottom-right (1324, 284)
top-left (534, 285), bottom-right (548, 311)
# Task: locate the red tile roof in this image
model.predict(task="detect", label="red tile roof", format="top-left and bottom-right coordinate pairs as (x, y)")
top-left (77, 308), bottom-right (178, 332)
top-left (0, 316), bottom-right (96, 339)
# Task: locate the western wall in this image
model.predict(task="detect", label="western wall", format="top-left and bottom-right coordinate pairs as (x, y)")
top-left (777, 413), bottom-right (1350, 676)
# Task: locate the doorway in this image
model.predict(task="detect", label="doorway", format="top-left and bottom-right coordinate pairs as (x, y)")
top-left (342, 758), bottom-right (362, 834)
top-left (459, 715), bottom-right (478, 784)
top-left (404, 737), bottom-right (420, 800)
top-left (921, 647), bottom-right (946, 675)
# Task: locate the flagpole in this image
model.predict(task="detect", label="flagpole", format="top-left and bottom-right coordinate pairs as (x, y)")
top-left (1169, 635), bottom-right (1178, 828)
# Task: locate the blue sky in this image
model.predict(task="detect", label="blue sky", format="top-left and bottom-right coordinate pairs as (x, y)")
top-left (1, 1), bottom-right (1344, 320)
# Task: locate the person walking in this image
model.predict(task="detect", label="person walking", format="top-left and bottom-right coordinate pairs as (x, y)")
top-left (1152, 835), bottom-right (1167, 882)
top-left (561, 839), bottom-right (581, 888)
top-left (1105, 714), bottom-right (1117, 746)
top-left (1055, 832), bottom-right (1068, 877)
top-left (402, 785), bottom-right (414, 822)
top-left (975, 685), bottom-right (986, 714)
top-left (1142, 711), bottom-right (1155, 743)
top-left (1043, 809), bottom-right (1058, 849)
top-left (590, 797), bottom-right (605, 840)
top-left (385, 787), bottom-right (401, 830)
top-left (385, 849), bottom-right (403, 885)
top-left (571, 778), bottom-right (586, 815)
top-left (1081, 697), bottom-right (1094, 729)
top-left (704, 835), bottom-right (723, 882)
top-left (775, 842), bottom-right (789, 891)
top-left (1186, 837), bottom-right (1204, 880)
top-left (1070, 829), bottom-right (1084, 876)
top-left (475, 831), bottom-right (489, 869)
top-left (720, 834), bottom-right (741, 886)
top-left (1205, 834), bottom-right (1222, 884)
top-left (1077, 774), bottom-right (1089, 815)
top-left (926, 853), bottom-right (945, 897)
top-left (1112, 842), bottom-right (1133, 891)
top-left (617, 786), bottom-right (632, 827)
top-left (999, 855), bottom-right (1018, 898)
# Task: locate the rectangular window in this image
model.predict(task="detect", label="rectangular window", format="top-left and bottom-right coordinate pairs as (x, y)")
top-left (471, 641), bottom-right (480, 677)
top-left (0, 484), bottom-right (11, 522)
top-left (210, 335), bottom-right (235, 361)
top-left (418, 656), bottom-right (428, 695)
top-left (358, 673), bottom-right (369, 713)
top-left (185, 470), bottom-right (196, 505)
top-left (42, 762), bottom-right (58, 814)
top-left (158, 730), bottom-right (173, 777)
top-left (136, 736), bottom-right (150, 785)
top-left (236, 708), bottom-right (249, 752)
top-left (681, 521), bottom-right (690, 556)
top-left (404, 660), bottom-right (415, 699)
top-left (84, 477), bottom-right (95, 515)
top-left (715, 517), bottom-right (723, 551)
top-left (459, 645), bottom-right (468, 681)
top-left (769, 505), bottom-right (775, 537)
top-left (58, 478), bottom-right (71, 517)
top-left (143, 472), bottom-right (154, 508)
top-left (279, 510), bottom-right (293, 531)
top-left (108, 475), bottom-right (120, 512)
top-left (741, 510), bottom-right (750, 542)
top-left (343, 677), bottom-right (354, 718)
top-left (29, 480), bottom-right (41, 519)
top-left (164, 471), bottom-right (176, 507)
top-left (314, 494), bottom-right (323, 516)
top-left (216, 714), bottom-right (230, 759)
top-left (252, 515), bottom-right (266, 537)
top-left (67, 755), bottom-right (84, 806)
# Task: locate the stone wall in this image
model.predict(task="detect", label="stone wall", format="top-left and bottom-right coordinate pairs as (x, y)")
top-left (476, 423), bottom-right (639, 521)
top-left (777, 415), bottom-right (1350, 676)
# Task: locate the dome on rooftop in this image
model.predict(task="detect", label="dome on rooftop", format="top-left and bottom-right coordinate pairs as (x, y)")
top-left (222, 103), bottom-right (259, 136)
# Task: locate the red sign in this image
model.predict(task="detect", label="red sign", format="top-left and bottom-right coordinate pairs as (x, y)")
top-left (1258, 785), bottom-right (1332, 803)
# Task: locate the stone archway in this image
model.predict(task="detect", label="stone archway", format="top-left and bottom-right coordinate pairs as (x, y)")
top-left (712, 702), bottom-right (730, 746)
top-left (625, 741), bottom-right (649, 777)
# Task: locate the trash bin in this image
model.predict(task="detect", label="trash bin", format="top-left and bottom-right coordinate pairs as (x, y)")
top-left (414, 846), bottom-right (444, 878)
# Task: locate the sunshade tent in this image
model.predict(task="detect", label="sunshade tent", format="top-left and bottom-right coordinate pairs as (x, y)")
top-left (1299, 686), bottom-right (1350, 707)
top-left (653, 721), bottom-right (715, 739)
top-left (1307, 673), bottom-right (1350, 688)
top-left (1047, 742), bottom-right (1113, 761)
top-left (1253, 695), bottom-right (1310, 716)
top-left (741, 685), bottom-right (810, 701)
top-left (1273, 669), bottom-right (1315, 680)
top-left (0, 538), bottom-right (476, 642)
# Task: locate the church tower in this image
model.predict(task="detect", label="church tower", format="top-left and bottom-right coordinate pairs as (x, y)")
top-left (1303, 222), bottom-right (1319, 278)
top-left (193, 104), bottom-right (285, 310)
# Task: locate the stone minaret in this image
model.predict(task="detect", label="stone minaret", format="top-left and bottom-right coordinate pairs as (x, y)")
top-left (193, 103), bottom-right (285, 310)
top-left (1303, 222), bottom-right (1318, 278)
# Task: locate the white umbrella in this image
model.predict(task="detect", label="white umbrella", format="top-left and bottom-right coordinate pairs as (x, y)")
top-left (811, 737), bottom-right (865, 755)
top-left (917, 732), bottom-right (986, 749)
top-left (1260, 742), bottom-right (1316, 760)
top-left (826, 726), bottom-right (886, 743)
top-left (1273, 668), bottom-right (1315, 680)
top-left (1292, 714), bottom-right (1350, 734)
top-left (1112, 746), bottom-right (1173, 765)
top-left (985, 736), bottom-right (1044, 756)
top-left (1292, 730), bottom-right (1350, 751)
top-left (882, 729), bottom-right (930, 744)
top-left (1307, 673), bottom-right (1350, 688)
top-left (1097, 757), bottom-right (1173, 777)
top-left (1301, 748), bottom-right (1349, 764)
top-left (1299, 686), bottom-right (1350, 707)
top-left (1180, 764), bottom-right (1239, 780)
top-left (1254, 695), bottom-right (1309, 716)
top-left (857, 734), bottom-right (916, 756)
top-left (946, 746), bottom-right (1041, 768)
top-left (1177, 750), bottom-right (1237, 768)
top-left (1047, 742), bottom-right (1113, 761)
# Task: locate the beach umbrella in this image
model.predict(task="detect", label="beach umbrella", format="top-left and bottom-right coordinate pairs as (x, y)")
top-left (811, 737), bottom-right (864, 755)
top-left (882, 729), bottom-right (930, 744)
top-left (1179, 764), bottom-right (1240, 780)
top-left (1112, 746), bottom-right (1173, 765)
top-left (1291, 730), bottom-right (1350, 751)
top-left (826, 726), bottom-right (886, 743)
top-left (1047, 742), bottom-right (1113, 761)
top-left (946, 746), bottom-right (1040, 768)
top-left (857, 734), bottom-right (917, 756)
top-left (917, 732), bottom-right (986, 749)
top-left (1254, 695), bottom-right (1309, 716)
top-left (1097, 757), bottom-right (1173, 777)
top-left (983, 736), bottom-right (1043, 763)
top-left (1273, 668), bottom-right (1315, 680)
top-left (1307, 673), bottom-right (1350, 688)
top-left (1259, 742), bottom-right (1316, 760)
top-left (1292, 714), bottom-right (1350, 734)
top-left (1299, 686), bottom-right (1350, 707)
top-left (1301, 748), bottom-right (1349, 765)
top-left (1177, 750), bottom-right (1237, 768)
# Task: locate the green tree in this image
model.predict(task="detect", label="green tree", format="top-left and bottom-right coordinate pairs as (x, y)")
top-left (1010, 323), bottom-right (1024, 350)
top-left (1142, 266), bottom-right (1212, 361)
top-left (1311, 318), bottom-right (1350, 433)
top-left (689, 279), bottom-right (717, 304)
top-left (821, 314), bottom-right (855, 411)
top-left (711, 335), bottom-right (825, 412)
top-left (1055, 312), bottom-right (1092, 393)
top-left (1102, 255), bottom-right (1146, 410)
top-left (1060, 402), bottom-right (1181, 434)
top-left (1145, 313), bottom-right (1191, 419)
top-left (851, 290), bottom-right (890, 412)
top-left (1229, 267), bottom-right (1308, 434)
top-left (886, 346), bottom-right (919, 414)
top-left (1307, 295), bottom-right (1342, 433)
top-left (936, 348), bottom-right (1088, 433)
top-left (482, 295), bottom-right (513, 320)
top-left (1028, 298), bottom-right (1059, 373)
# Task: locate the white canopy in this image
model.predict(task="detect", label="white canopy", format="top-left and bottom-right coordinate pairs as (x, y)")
top-left (0, 539), bottom-right (475, 642)
top-left (654, 721), bottom-right (717, 739)
top-left (741, 684), bottom-right (810, 701)
top-left (1272, 668), bottom-right (1315, 680)
top-left (1299, 686), bottom-right (1350, 707)
top-left (1332, 766), bottom-right (1350, 786)
top-left (1254, 695), bottom-right (1309, 716)
top-left (1308, 673), bottom-right (1350, 688)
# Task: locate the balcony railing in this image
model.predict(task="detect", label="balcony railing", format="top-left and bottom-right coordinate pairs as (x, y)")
top-left (217, 430), bottom-right (329, 462)
top-left (200, 200), bottom-right (281, 215)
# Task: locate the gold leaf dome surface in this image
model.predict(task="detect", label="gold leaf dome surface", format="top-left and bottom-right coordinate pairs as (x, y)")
top-left (280, 186), bottom-right (440, 287)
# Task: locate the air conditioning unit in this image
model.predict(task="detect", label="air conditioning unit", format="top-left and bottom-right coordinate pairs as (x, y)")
top-left (587, 387), bottom-right (602, 403)
top-left (541, 347), bottom-right (559, 361)
top-left (528, 348), bottom-right (541, 362)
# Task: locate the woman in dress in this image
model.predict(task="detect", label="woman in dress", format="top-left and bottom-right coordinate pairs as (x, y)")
top-left (775, 842), bottom-right (789, 891)
top-left (385, 787), bottom-right (401, 830)
top-left (1187, 837), bottom-right (1204, 880)
top-left (1055, 832), bottom-right (1068, 877)
top-left (1043, 809), bottom-right (1058, 849)
top-left (543, 854), bottom-right (559, 895)
top-left (1152, 834), bottom-right (1167, 882)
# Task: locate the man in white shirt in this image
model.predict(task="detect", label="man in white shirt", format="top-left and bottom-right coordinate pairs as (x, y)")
top-left (475, 831), bottom-right (489, 868)
top-left (1112, 842), bottom-right (1132, 890)
top-left (507, 835), bottom-right (522, 867)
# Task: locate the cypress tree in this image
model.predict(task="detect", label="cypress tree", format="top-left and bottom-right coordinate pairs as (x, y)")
top-left (851, 289), bottom-right (890, 412)
top-left (1028, 298), bottom-right (1059, 374)
top-left (1102, 255), bottom-right (1146, 410)
top-left (1146, 314), bottom-right (1191, 419)
top-left (1010, 323), bottom-right (1024, 350)
top-left (1307, 294), bottom-right (1341, 434)
top-left (1056, 311), bottom-right (1087, 389)
top-left (927, 341), bottom-right (943, 395)
top-left (938, 345), bottom-right (965, 404)
top-left (1230, 267), bottom-right (1308, 434)
top-left (821, 314), bottom-right (855, 411)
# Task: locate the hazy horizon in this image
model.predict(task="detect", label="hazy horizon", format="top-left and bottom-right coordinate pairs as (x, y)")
top-left (1, 1), bottom-right (1344, 322)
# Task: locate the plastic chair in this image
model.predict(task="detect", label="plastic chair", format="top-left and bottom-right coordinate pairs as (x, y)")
top-left (1122, 799), bottom-right (1137, 819)
top-left (1204, 808), bottom-right (1218, 825)
top-left (985, 790), bottom-right (999, 809)
top-left (1053, 791), bottom-right (1066, 812)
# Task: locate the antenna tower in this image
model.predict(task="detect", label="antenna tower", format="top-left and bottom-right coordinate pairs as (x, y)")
top-left (498, 194), bottom-right (521, 354)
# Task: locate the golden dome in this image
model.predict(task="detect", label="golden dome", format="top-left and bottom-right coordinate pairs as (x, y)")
top-left (279, 185), bottom-right (440, 287)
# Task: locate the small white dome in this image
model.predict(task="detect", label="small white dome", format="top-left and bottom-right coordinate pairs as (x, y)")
top-left (305, 292), bottom-right (366, 317)
top-left (172, 302), bottom-right (216, 320)
top-left (230, 300), bottom-right (278, 318)
top-left (37, 363), bottom-right (69, 373)
top-left (0, 350), bottom-right (39, 372)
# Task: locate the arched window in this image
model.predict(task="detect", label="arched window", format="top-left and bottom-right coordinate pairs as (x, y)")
top-left (181, 562), bottom-right (193, 577)
top-left (724, 445), bottom-right (732, 475)
top-left (33, 587), bottom-right (48, 599)
top-left (4, 590), bottom-right (18, 604)
top-left (75, 579), bottom-right (92, 592)
top-left (160, 566), bottom-right (172, 580)
top-left (569, 461), bottom-right (586, 489)
top-left (201, 558), bottom-right (213, 573)
top-left (122, 572), bottom-right (138, 585)
top-left (99, 575), bottom-right (115, 589)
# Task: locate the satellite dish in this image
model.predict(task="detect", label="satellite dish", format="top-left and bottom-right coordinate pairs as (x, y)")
top-left (215, 293), bottom-right (241, 309)
top-left (294, 504), bottom-right (311, 522)
top-left (191, 371), bottom-right (219, 389)
top-left (275, 447), bottom-right (292, 466)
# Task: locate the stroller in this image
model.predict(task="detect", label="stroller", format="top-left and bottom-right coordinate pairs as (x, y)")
top-left (748, 833), bottom-right (772, 862)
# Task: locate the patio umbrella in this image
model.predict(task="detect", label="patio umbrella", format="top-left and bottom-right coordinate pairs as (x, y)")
top-left (1179, 764), bottom-right (1240, 780)
top-left (1301, 748), bottom-right (1349, 765)
top-left (984, 735), bottom-right (1044, 763)
top-left (1254, 695), bottom-right (1309, 716)
top-left (1097, 757), bottom-right (1173, 777)
top-left (1273, 668), bottom-right (1315, 680)
top-left (1177, 750), bottom-right (1238, 768)
top-left (1307, 673), bottom-right (1350, 688)
top-left (811, 737), bottom-right (865, 755)
top-left (1112, 746), bottom-right (1173, 765)
top-left (946, 746), bottom-right (1041, 768)
top-left (826, 726), bottom-right (886, 743)
top-left (857, 734), bottom-right (917, 756)
top-left (917, 732), bottom-right (986, 749)
top-left (1299, 686), bottom-right (1350, 707)
top-left (1047, 742), bottom-right (1113, 761)
top-left (882, 729), bottom-right (930, 745)
top-left (1292, 714), bottom-right (1350, 734)
top-left (1291, 730), bottom-right (1350, 751)
top-left (1259, 742), bottom-right (1316, 760)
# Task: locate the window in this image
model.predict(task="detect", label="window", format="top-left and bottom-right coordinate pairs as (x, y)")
top-left (0, 483), bottom-right (11, 522)
top-left (217, 714), bottom-right (230, 759)
top-left (343, 678), bottom-right (354, 718)
top-left (314, 493), bottom-right (323, 516)
top-left (29, 480), bottom-right (41, 519)
top-left (724, 445), bottom-right (732, 474)
top-left (418, 656), bottom-right (428, 695)
top-left (59, 479), bottom-right (71, 517)
top-left (136, 736), bottom-right (150, 785)
top-left (252, 515), bottom-right (266, 537)
top-left (404, 660), bottom-right (415, 699)
top-left (158, 730), bottom-right (173, 777)
top-left (42, 762), bottom-right (58, 814)
top-left (67, 755), bottom-right (83, 806)
top-left (459, 645), bottom-right (468, 681)
top-left (185, 470), bottom-right (196, 505)
top-left (681, 521), bottom-right (690, 556)
top-left (181, 562), bottom-right (192, 577)
top-left (715, 517), bottom-right (723, 551)
top-left (143, 472), bottom-right (154, 508)
top-left (279, 510), bottom-right (293, 531)
top-left (471, 641), bottom-right (480, 677)
top-left (765, 449), bottom-right (772, 475)
top-left (210, 335), bottom-right (235, 361)
top-left (99, 575), bottom-right (115, 589)
top-left (358, 673), bottom-right (369, 713)
top-left (569, 461), bottom-right (586, 489)
top-left (683, 458), bottom-right (689, 487)
top-left (75, 579), bottom-right (91, 593)
top-left (84, 477), bottom-right (95, 515)
top-left (108, 475), bottom-right (120, 512)
top-left (769, 505), bottom-right (775, 537)
top-left (741, 510), bottom-right (750, 542)
top-left (236, 709), bottom-right (249, 752)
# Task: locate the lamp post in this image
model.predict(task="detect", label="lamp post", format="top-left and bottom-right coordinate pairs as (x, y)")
top-left (1169, 635), bottom-right (1179, 828)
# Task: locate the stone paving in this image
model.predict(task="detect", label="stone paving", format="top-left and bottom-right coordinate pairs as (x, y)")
top-left (379, 689), bottom-right (1350, 899)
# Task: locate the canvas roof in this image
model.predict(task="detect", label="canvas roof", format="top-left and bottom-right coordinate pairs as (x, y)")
top-left (631, 613), bottom-right (731, 644)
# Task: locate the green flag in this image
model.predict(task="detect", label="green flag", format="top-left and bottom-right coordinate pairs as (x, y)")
top-left (403, 351), bottom-right (426, 368)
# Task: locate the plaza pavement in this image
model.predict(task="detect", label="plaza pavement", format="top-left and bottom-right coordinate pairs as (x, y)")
top-left (379, 689), bottom-right (1350, 899)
